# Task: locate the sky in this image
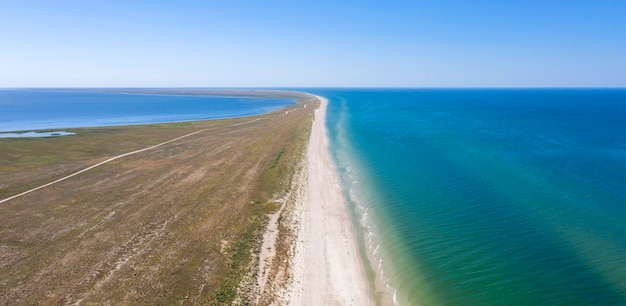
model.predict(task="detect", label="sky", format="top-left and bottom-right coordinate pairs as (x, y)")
top-left (1, 0), bottom-right (625, 87)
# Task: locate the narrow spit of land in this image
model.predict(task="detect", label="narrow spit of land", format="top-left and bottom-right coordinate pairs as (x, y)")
top-left (0, 90), bottom-right (316, 305)
top-left (249, 96), bottom-right (374, 305)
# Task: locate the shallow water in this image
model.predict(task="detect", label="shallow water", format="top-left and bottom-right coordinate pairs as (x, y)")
top-left (315, 89), bottom-right (626, 305)
top-left (0, 131), bottom-right (76, 138)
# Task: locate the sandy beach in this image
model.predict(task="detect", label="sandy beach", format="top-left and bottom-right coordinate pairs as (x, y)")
top-left (250, 95), bottom-right (374, 305)
top-left (287, 96), bottom-right (373, 305)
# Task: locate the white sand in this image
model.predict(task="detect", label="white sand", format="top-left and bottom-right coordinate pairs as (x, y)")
top-left (287, 96), bottom-right (374, 305)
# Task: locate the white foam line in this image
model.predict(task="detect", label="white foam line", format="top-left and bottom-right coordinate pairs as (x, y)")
top-left (0, 118), bottom-right (260, 205)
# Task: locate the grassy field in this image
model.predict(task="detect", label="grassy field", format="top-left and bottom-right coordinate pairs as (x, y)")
top-left (0, 91), bottom-right (317, 305)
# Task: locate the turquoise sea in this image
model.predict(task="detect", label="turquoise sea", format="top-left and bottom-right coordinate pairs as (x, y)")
top-left (0, 89), bottom-right (294, 133)
top-left (312, 89), bottom-right (626, 305)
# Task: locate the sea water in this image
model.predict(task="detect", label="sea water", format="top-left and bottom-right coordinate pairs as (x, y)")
top-left (0, 89), bottom-right (294, 133)
top-left (314, 89), bottom-right (626, 305)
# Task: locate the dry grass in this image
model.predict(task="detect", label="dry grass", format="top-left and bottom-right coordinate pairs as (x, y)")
top-left (0, 91), bottom-right (318, 305)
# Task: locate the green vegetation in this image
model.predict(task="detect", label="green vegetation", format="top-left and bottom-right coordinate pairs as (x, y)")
top-left (272, 148), bottom-right (286, 168)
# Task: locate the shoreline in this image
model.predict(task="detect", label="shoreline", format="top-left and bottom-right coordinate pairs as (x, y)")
top-left (250, 95), bottom-right (375, 304)
top-left (289, 95), bottom-right (374, 304)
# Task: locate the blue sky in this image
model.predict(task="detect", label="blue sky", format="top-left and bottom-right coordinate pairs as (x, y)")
top-left (1, 1), bottom-right (625, 87)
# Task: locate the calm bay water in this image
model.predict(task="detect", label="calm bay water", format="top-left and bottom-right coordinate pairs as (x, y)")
top-left (314, 89), bottom-right (626, 305)
top-left (0, 89), bottom-right (294, 132)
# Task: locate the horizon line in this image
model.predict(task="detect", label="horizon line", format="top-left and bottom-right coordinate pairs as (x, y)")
top-left (2, 86), bottom-right (626, 90)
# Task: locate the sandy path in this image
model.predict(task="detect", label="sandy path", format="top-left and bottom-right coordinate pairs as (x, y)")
top-left (290, 96), bottom-right (373, 305)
